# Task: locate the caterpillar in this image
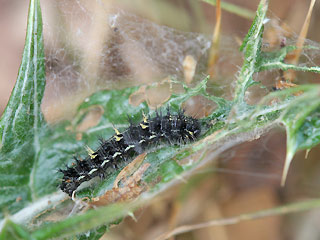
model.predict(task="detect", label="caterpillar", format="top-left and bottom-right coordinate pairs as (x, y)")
top-left (59, 108), bottom-right (202, 196)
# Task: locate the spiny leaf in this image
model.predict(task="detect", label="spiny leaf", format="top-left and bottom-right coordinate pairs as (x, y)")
top-left (234, 0), bottom-right (268, 107)
top-left (281, 87), bottom-right (320, 185)
top-left (0, 0), bottom-right (45, 218)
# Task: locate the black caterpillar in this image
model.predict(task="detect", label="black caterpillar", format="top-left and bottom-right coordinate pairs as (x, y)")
top-left (59, 108), bottom-right (202, 196)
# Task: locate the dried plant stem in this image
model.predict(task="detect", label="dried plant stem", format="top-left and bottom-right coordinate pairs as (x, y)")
top-left (156, 199), bottom-right (320, 240)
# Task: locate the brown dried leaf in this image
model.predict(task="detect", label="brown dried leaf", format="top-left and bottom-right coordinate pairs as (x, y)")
top-left (90, 155), bottom-right (150, 207)
top-left (183, 55), bottom-right (197, 84)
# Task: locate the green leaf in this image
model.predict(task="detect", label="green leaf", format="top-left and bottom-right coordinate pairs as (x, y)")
top-left (0, 0), bottom-right (45, 218)
top-left (258, 45), bottom-right (320, 73)
top-left (234, 0), bottom-right (268, 107)
top-left (0, 220), bottom-right (32, 240)
top-left (257, 45), bottom-right (296, 71)
top-left (30, 203), bottom-right (129, 240)
top-left (281, 87), bottom-right (320, 185)
top-left (78, 225), bottom-right (108, 240)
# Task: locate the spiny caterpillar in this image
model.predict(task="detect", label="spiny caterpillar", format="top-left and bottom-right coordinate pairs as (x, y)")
top-left (59, 108), bottom-right (202, 196)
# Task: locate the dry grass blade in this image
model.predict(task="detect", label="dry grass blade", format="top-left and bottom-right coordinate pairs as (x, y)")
top-left (284, 0), bottom-right (316, 83)
top-left (207, 0), bottom-right (221, 78)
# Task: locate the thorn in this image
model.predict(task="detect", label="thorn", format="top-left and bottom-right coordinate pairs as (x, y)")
top-left (128, 211), bottom-right (137, 222)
